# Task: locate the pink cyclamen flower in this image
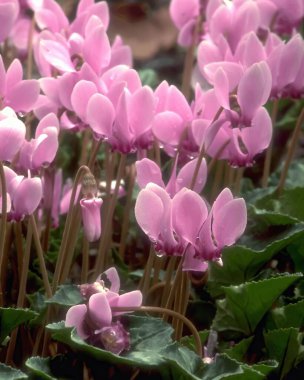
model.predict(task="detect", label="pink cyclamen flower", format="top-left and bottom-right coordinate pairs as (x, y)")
top-left (0, 57), bottom-right (39, 113)
top-left (136, 156), bottom-right (207, 196)
top-left (0, 107), bottom-right (26, 162)
top-left (196, 188), bottom-right (247, 264)
top-left (65, 267), bottom-right (142, 354)
top-left (80, 197), bottom-right (103, 242)
top-left (0, 166), bottom-right (43, 221)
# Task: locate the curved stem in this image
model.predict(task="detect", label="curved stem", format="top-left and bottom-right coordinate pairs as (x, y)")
top-left (112, 305), bottom-right (202, 358)
top-left (277, 107), bottom-right (304, 196)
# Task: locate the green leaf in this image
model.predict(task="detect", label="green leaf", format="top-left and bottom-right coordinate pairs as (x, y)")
top-left (47, 316), bottom-right (204, 379)
top-left (251, 361), bottom-right (278, 377)
top-left (0, 308), bottom-right (38, 343)
top-left (224, 337), bottom-right (254, 362)
top-left (266, 299), bottom-right (304, 330)
top-left (180, 331), bottom-right (209, 353)
top-left (46, 285), bottom-right (84, 307)
top-left (138, 68), bottom-right (159, 88)
top-left (269, 160), bottom-right (304, 189)
top-left (26, 357), bottom-right (57, 380)
top-left (255, 187), bottom-right (304, 222)
top-left (0, 364), bottom-right (27, 379)
top-left (212, 274), bottom-right (302, 336)
top-left (264, 328), bottom-right (303, 379)
top-left (208, 223), bottom-right (304, 297)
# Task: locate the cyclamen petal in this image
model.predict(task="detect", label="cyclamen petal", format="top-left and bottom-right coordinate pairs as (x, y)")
top-left (12, 177), bottom-right (43, 218)
top-left (0, 117), bottom-right (26, 162)
top-left (110, 291), bottom-right (143, 316)
top-left (40, 40), bottom-right (75, 73)
top-left (86, 93), bottom-right (115, 138)
top-left (169, 0), bottom-right (199, 29)
top-left (65, 304), bottom-right (89, 339)
top-left (135, 158), bottom-right (165, 189)
top-left (71, 80), bottom-right (98, 122)
top-left (100, 267), bottom-right (120, 293)
top-left (237, 62), bottom-right (272, 121)
top-left (172, 188), bottom-right (208, 244)
top-left (213, 198), bottom-right (247, 248)
top-left (152, 111), bottom-right (184, 146)
top-left (80, 197), bottom-right (103, 242)
top-left (134, 187), bottom-right (164, 241)
top-left (175, 158), bottom-right (207, 194)
top-left (88, 292), bottom-right (112, 327)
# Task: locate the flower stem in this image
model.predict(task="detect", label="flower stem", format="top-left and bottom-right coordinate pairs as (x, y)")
top-left (94, 153), bottom-right (126, 277)
top-left (52, 165), bottom-right (90, 291)
top-left (276, 107), bottom-right (304, 196)
top-left (112, 306), bottom-right (202, 357)
top-left (119, 164), bottom-right (136, 260)
top-left (0, 161), bottom-right (7, 306)
top-left (262, 99), bottom-right (279, 188)
top-left (81, 237), bottom-right (90, 284)
top-left (30, 215), bottom-right (52, 298)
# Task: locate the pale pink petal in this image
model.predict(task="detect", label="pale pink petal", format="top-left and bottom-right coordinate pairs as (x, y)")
top-left (100, 267), bottom-right (120, 293)
top-left (13, 177), bottom-right (43, 217)
top-left (110, 291), bottom-right (142, 316)
top-left (237, 62), bottom-right (272, 121)
top-left (71, 80), bottom-right (98, 122)
top-left (83, 25), bottom-right (111, 75)
top-left (213, 68), bottom-right (230, 109)
top-left (152, 111), bottom-right (185, 146)
top-left (5, 80), bottom-right (40, 113)
top-left (86, 93), bottom-right (114, 138)
top-left (129, 86), bottom-right (155, 137)
top-left (0, 2), bottom-right (18, 43)
top-left (0, 117), bottom-right (26, 162)
top-left (88, 292), bottom-right (112, 327)
top-left (40, 40), bottom-right (75, 73)
top-left (32, 128), bottom-right (58, 168)
top-left (134, 187), bottom-right (164, 241)
top-left (169, 0), bottom-right (199, 28)
top-left (35, 113), bottom-right (59, 137)
top-left (213, 198), bottom-right (247, 248)
top-left (182, 245), bottom-right (208, 272)
top-left (135, 158), bottom-right (165, 189)
top-left (172, 188), bottom-right (208, 243)
top-left (242, 107), bottom-right (272, 158)
top-left (204, 62), bottom-right (244, 91)
top-left (5, 59), bottom-right (23, 91)
top-left (176, 157), bottom-right (207, 194)
top-left (65, 304), bottom-right (89, 339)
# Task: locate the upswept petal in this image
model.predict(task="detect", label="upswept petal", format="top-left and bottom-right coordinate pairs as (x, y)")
top-left (213, 67), bottom-right (230, 109)
top-left (32, 128), bottom-right (59, 168)
top-left (71, 80), bottom-right (98, 122)
top-left (152, 111), bottom-right (184, 146)
top-left (100, 267), bottom-right (120, 293)
top-left (0, 117), bottom-right (26, 162)
top-left (5, 59), bottom-right (23, 90)
top-left (86, 93), bottom-right (115, 138)
top-left (134, 187), bottom-right (164, 240)
top-left (213, 198), bottom-right (247, 248)
top-left (88, 292), bottom-right (112, 327)
top-left (175, 157), bottom-right (207, 194)
top-left (135, 158), bottom-right (165, 189)
top-left (65, 304), bottom-right (89, 339)
top-left (110, 291), bottom-right (142, 316)
top-left (83, 25), bottom-right (111, 75)
top-left (5, 80), bottom-right (40, 113)
top-left (172, 188), bottom-right (208, 244)
top-left (40, 40), bottom-right (75, 73)
top-left (237, 62), bottom-right (272, 120)
top-left (129, 86), bottom-right (155, 137)
top-left (169, 0), bottom-right (199, 28)
top-left (241, 107), bottom-right (272, 157)
top-left (36, 113), bottom-right (59, 137)
top-left (12, 177), bottom-right (43, 217)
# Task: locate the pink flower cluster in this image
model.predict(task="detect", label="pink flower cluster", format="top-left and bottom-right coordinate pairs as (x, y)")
top-left (65, 267), bottom-right (142, 354)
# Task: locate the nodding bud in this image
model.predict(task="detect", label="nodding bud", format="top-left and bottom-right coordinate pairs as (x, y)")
top-left (82, 172), bottom-right (98, 198)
